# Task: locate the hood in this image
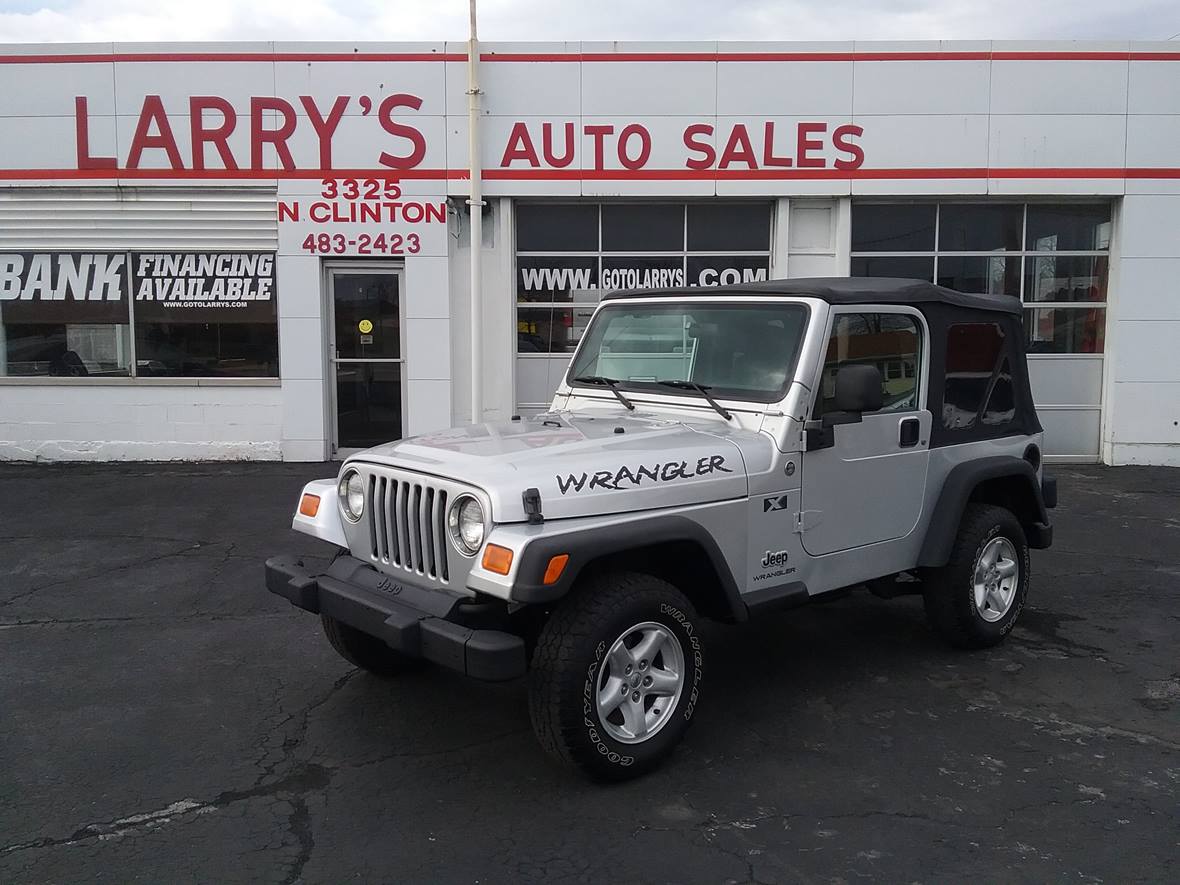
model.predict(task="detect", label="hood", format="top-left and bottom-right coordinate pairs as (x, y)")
top-left (351, 410), bottom-right (771, 522)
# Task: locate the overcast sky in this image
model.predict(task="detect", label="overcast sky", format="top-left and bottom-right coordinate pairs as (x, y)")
top-left (0, 0), bottom-right (1177, 44)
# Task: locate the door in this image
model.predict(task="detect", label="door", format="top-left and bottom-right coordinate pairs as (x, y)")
top-left (800, 308), bottom-right (931, 557)
top-left (327, 266), bottom-right (405, 454)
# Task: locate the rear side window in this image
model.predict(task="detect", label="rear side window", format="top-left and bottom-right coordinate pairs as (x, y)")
top-left (816, 312), bottom-right (923, 415)
top-left (943, 323), bottom-right (1015, 430)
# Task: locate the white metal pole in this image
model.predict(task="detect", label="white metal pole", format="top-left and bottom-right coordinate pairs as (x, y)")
top-left (467, 0), bottom-right (485, 423)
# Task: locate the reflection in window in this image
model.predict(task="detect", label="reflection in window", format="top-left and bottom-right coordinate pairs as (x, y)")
top-left (569, 303), bottom-right (807, 403)
top-left (1024, 255), bottom-right (1107, 303)
top-left (1025, 204), bottom-right (1111, 252)
top-left (818, 313), bottom-right (922, 415)
top-left (851, 202), bottom-right (1111, 359)
top-left (1, 322), bottom-right (132, 377)
top-left (135, 322), bottom-right (279, 377)
top-left (983, 357), bottom-right (1016, 426)
top-left (1024, 308), bottom-right (1105, 354)
top-left (515, 203), bottom-right (773, 369)
top-left (944, 323), bottom-right (1007, 431)
top-left (937, 255), bottom-right (1020, 297)
top-left (516, 305), bottom-right (595, 354)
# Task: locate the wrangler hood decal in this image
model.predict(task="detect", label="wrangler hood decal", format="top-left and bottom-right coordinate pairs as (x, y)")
top-left (351, 411), bottom-right (768, 522)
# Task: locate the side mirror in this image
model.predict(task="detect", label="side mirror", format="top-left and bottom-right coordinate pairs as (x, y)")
top-left (806, 364), bottom-right (884, 451)
top-left (833, 364), bottom-right (884, 414)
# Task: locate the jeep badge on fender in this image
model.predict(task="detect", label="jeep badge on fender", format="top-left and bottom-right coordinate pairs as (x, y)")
top-left (264, 277), bottom-right (1056, 781)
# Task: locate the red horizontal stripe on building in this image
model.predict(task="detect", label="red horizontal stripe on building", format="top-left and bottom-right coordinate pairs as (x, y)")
top-left (1, 51), bottom-right (1178, 64)
top-left (1, 167), bottom-right (1179, 181)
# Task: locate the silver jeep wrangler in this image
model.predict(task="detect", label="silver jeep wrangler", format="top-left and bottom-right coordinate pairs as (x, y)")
top-left (266, 277), bottom-right (1056, 780)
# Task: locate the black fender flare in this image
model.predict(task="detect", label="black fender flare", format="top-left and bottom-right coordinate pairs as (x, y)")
top-left (918, 456), bottom-right (1052, 568)
top-left (510, 514), bottom-right (748, 622)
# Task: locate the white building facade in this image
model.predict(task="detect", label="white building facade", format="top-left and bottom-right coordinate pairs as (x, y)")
top-left (0, 41), bottom-right (1177, 465)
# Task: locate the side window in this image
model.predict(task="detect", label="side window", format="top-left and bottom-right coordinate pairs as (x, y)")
top-left (816, 312), bottom-right (923, 415)
top-left (944, 322), bottom-right (1015, 430)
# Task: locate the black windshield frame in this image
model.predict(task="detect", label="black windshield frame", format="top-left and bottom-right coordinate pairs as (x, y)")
top-left (566, 300), bottom-right (811, 405)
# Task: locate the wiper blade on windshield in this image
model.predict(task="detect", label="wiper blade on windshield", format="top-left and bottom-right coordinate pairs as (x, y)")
top-left (654, 380), bottom-right (733, 420)
top-left (573, 375), bottom-right (635, 411)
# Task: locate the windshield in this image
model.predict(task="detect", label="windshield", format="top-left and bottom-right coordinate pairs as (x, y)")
top-left (568, 301), bottom-right (809, 403)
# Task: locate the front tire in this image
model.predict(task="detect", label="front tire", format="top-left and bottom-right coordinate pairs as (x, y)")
top-left (923, 504), bottom-right (1030, 649)
top-left (321, 614), bottom-right (419, 676)
top-left (528, 571), bottom-right (704, 781)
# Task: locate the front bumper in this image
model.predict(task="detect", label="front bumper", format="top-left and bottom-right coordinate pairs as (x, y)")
top-left (265, 554), bottom-right (526, 681)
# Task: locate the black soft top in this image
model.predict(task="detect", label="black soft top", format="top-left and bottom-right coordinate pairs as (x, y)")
top-left (602, 277), bottom-right (1022, 315)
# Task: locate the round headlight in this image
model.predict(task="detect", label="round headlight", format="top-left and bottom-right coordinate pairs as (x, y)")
top-left (448, 495), bottom-right (485, 556)
top-left (338, 469), bottom-right (365, 522)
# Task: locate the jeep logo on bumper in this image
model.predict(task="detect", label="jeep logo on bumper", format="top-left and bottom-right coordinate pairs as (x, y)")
top-left (374, 576), bottom-right (403, 595)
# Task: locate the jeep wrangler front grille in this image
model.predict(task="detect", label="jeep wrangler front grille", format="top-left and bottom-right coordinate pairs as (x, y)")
top-left (367, 474), bottom-right (450, 583)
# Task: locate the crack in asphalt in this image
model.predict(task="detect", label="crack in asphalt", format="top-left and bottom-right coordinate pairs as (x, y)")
top-left (280, 794), bottom-right (315, 885)
top-left (0, 533), bottom-right (217, 546)
top-left (0, 543), bottom-right (205, 608)
top-left (0, 671), bottom-right (353, 864)
top-left (0, 539), bottom-right (270, 610)
top-left (0, 763), bottom-right (330, 858)
top-left (965, 700), bottom-right (1180, 751)
top-left (0, 612), bottom-right (292, 629)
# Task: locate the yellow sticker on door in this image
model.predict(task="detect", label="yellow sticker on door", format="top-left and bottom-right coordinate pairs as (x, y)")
top-left (358, 319), bottom-right (374, 334)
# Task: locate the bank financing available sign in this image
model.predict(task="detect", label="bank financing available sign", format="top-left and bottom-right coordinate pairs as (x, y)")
top-left (0, 252), bottom-right (129, 322)
top-left (0, 252), bottom-right (276, 323)
top-left (132, 253), bottom-right (276, 322)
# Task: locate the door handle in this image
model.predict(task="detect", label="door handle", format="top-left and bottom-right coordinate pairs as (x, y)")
top-left (899, 417), bottom-right (920, 448)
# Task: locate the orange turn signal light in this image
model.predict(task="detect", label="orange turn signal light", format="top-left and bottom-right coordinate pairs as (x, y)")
top-left (298, 493), bottom-right (321, 517)
top-left (482, 544), bottom-right (514, 575)
top-left (543, 554), bottom-right (569, 585)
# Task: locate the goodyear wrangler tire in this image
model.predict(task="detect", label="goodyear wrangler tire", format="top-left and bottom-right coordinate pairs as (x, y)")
top-left (923, 504), bottom-right (1030, 650)
top-left (528, 571), bottom-right (704, 781)
top-left (320, 614), bottom-right (419, 677)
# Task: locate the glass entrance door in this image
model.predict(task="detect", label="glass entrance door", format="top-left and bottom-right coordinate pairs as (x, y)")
top-left (327, 267), bottom-right (404, 453)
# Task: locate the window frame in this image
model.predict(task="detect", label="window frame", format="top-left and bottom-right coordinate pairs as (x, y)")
top-left (0, 249), bottom-right (280, 383)
top-left (807, 304), bottom-right (930, 418)
top-left (850, 200), bottom-right (1110, 356)
top-left (514, 201), bottom-right (774, 360)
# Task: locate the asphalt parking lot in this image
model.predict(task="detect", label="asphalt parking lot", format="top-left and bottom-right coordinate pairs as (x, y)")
top-left (1, 462), bottom-right (1177, 883)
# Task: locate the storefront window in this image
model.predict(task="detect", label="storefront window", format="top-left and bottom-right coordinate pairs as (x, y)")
top-left (0, 251), bottom-right (279, 379)
top-left (851, 202), bottom-right (1110, 355)
top-left (938, 204), bottom-right (1023, 252)
top-left (937, 255), bottom-right (1021, 297)
top-left (515, 202), bottom-right (773, 412)
top-left (135, 321), bottom-right (278, 377)
top-left (851, 204), bottom-right (935, 252)
top-left (850, 255), bottom-right (934, 282)
top-left (0, 252), bottom-right (131, 377)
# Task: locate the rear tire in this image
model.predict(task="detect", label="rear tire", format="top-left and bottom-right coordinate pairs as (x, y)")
top-left (923, 504), bottom-right (1030, 649)
top-left (528, 571), bottom-right (704, 781)
top-left (321, 614), bottom-right (419, 676)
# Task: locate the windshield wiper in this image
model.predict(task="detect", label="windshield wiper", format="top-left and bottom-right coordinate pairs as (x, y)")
top-left (573, 375), bottom-right (635, 411)
top-left (654, 380), bottom-right (733, 420)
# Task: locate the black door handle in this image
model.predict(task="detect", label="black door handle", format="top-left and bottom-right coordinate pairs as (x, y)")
top-left (899, 417), bottom-right (920, 448)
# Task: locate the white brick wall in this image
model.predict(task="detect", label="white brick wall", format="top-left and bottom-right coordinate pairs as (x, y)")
top-left (0, 384), bottom-right (282, 461)
top-left (1105, 194), bottom-right (1180, 467)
